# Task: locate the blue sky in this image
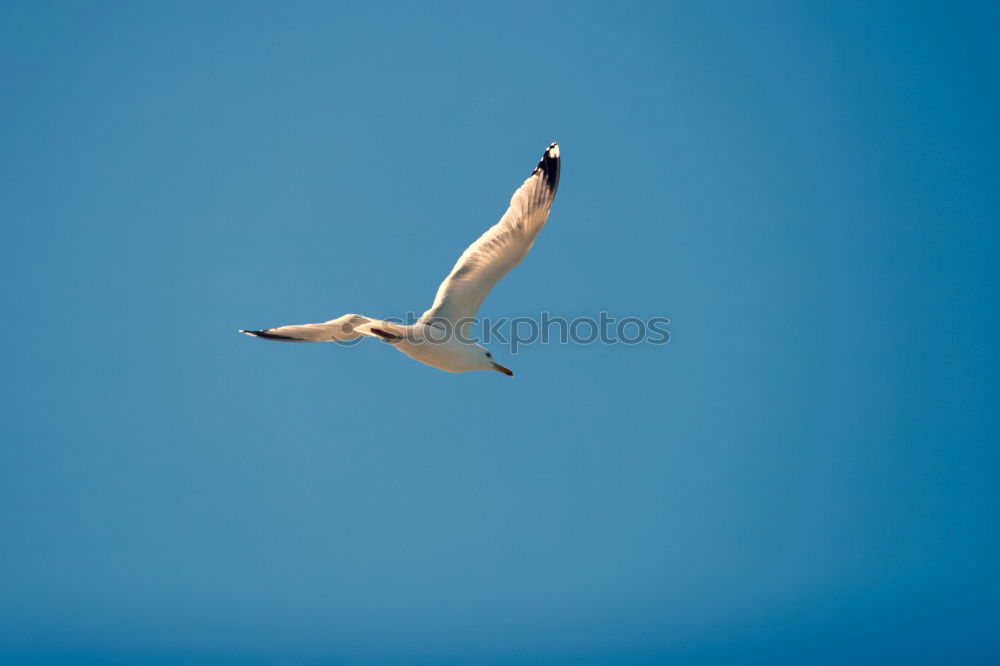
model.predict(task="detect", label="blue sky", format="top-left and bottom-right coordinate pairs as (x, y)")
top-left (1, 1), bottom-right (998, 663)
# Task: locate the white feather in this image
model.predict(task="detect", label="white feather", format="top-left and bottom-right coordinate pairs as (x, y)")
top-left (419, 142), bottom-right (560, 335)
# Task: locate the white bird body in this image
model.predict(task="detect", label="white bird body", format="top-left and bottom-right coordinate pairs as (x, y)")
top-left (394, 325), bottom-right (502, 374)
top-left (240, 143), bottom-right (561, 376)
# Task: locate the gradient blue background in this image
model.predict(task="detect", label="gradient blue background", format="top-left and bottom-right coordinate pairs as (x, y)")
top-left (2, 1), bottom-right (998, 663)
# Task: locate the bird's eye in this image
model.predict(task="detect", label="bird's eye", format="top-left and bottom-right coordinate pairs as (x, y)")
top-left (486, 352), bottom-right (492, 359)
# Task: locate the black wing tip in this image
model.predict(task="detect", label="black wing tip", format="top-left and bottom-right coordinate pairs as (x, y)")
top-left (240, 328), bottom-right (298, 340)
top-left (534, 141), bottom-right (560, 191)
top-left (369, 327), bottom-right (402, 342)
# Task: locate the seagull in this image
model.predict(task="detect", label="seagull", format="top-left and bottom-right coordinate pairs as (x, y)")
top-left (239, 142), bottom-right (560, 376)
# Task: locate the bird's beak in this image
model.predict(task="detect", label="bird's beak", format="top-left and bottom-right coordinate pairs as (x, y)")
top-left (490, 361), bottom-right (514, 376)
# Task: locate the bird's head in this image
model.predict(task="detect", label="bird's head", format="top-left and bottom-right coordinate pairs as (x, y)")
top-left (476, 346), bottom-right (513, 376)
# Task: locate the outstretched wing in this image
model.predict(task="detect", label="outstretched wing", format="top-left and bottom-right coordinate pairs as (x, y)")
top-left (418, 143), bottom-right (560, 333)
top-left (239, 314), bottom-right (405, 342)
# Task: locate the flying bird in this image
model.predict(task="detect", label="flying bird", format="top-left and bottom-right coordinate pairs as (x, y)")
top-left (240, 142), bottom-right (561, 376)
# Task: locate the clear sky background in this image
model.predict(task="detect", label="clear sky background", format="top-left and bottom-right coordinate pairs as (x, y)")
top-left (2, 1), bottom-right (998, 664)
